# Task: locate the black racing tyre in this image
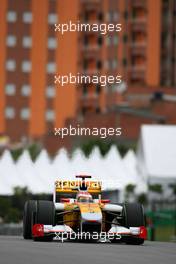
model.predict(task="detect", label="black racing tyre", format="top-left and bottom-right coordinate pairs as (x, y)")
top-left (23, 200), bottom-right (37, 239)
top-left (123, 203), bottom-right (145, 245)
top-left (34, 200), bottom-right (55, 242)
top-left (36, 200), bottom-right (55, 225)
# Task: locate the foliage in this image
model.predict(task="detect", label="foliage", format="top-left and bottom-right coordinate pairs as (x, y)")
top-left (125, 184), bottom-right (136, 194)
top-left (4, 208), bottom-right (21, 223)
top-left (149, 184), bottom-right (163, 194)
top-left (169, 183), bottom-right (176, 196)
top-left (10, 143), bottom-right (41, 162)
top-left (28, 143), bottom-right (41, 161)
top-left (10, 148), bottom-right (23, 161)
top-left (80, 139), bottom-right (133, 157)
top-left (0, 197), bottom-right (11, 217)
top-left (124, 184), bottom-right (136, 202)
top-left (0, 186), bottom-right (52, 223)
top-left (137, 193), bottom-right (148, 205)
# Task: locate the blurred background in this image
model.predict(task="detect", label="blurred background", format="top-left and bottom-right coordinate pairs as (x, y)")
top-left (0, 0), bottom-right (176, 241)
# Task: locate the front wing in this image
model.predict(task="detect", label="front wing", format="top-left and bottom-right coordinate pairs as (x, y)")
top-left (32, 224), bottom-right (147, 241)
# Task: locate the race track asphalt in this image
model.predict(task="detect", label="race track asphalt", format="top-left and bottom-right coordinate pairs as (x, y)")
top-left (0, 236), bottom-right (175, 264)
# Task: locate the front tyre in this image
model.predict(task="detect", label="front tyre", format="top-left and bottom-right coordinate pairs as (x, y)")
top-left (123, 203), bottom-right (145, 245)
top-left (23, 200), bottom-right (36, 239)
top-left (34, 200), bottom-right (55, 242)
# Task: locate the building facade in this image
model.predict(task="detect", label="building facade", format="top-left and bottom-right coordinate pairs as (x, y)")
top-left (0, 0), bottom-right (176, 150)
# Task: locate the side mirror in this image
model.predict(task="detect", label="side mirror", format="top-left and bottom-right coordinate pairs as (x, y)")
top-left (60, 198), bottom-right (70, 203)
top-left (101, 199), bottom-right (110, 204)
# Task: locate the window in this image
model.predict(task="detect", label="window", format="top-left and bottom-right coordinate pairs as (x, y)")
top-left (6, 60), bottom-right (16, 71)
top-left (96, 84), bottom-right (101, 94)
top-left (46, 110), bottom-right (55, 121)
top-left (98, 12), bottom-right (103, 21)
top-left (106, 11), bottom-right (113, 22)
top-left (106, 11), bottom-right (119, 22)
top-left (6, 11), bottom-right (17, 22)
top-left (84, 35), bottom-right (89, 46)
top-left (84, 12), bottom-right (89, 22)
top-left (20, 108), bottom-right (30, 120)
top-left (46, 86), bottom-right (56, 98)
top-left (124, 11), bottom-right (128, 20)
top-left (48, 37), bottom-right (57, 49)
top-left (83, 85), bottom-right (88, 96)
top-left (5, 84), bottom-right (16, 95)
top-left (83, 60), bottom-right (88, 70)
top-left (46, 62), bottom-right (56, 73)
top-left (123, 58), bottom-right (127, 66)
top-left (48, 14), bottom-right (58, 24)
top-left (23, 12), bottom-right (33, 23)
top-left (22, 36), bottom-right (32, 48)
top-left (123, 34), bottom-right (128, 43)
top-left (22, 61), bottom-right (32, 72)
top-left (113, 35), bottom-right (118, 45)
top-left (113, 12), bottom-right (119, 21)
top-left (132, 9), bottom-right (137, 19)
top-left (104, 60), bottom-right (109, 69)
top-left (21, 85), bottom-right (31, 96)
top-left (109, 59), bottom-right (113, 70)
top-left (5, 107), bottom-right (15, 119)
top-left (97, 60), bottom-right (102, 69)
top-left (97, 36), bottom-right (103, 46)
top-left (112, 59), bottom-right (117, 69)
top-left (106, 36), bottom-right (111, 46)
top-left (6, 35), bottom-right (16, 47)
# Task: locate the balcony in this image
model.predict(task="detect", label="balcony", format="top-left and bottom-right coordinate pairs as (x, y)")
top-left (130, 19), bottom-right (147, 32)
top-left (128, 65), bottom-right (146, 80)
top-left (80, 44), bottom-right (101, 59)
top-left (130, 42), bottom-right (146, 56)
top-left (79, 94), bottom-right (99, 109)
top-left (81, 0), bottom-right (101, 11)
top-left (82, 68), bottom-right (99, 75)
top-left (81, 0), bottom-right (100, 2)
top-left (82, 43), bottom-right (99, 50)
top-left (131, 0), bottom-right (146, 8)
top-left (131, 16), bottom-right (147, 22)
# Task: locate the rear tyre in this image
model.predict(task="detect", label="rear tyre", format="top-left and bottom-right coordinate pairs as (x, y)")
top-left (123, 203), bottom-right (145, 245)
top-left (23, 200), bottom-right (36, 239)
top-left (34, 200), bottom-right (55, 242)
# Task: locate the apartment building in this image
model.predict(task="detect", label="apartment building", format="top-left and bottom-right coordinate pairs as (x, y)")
top-left (0, 0), bottom-right (175, 148)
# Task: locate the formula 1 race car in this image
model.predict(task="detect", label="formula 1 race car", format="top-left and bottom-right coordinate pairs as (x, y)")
top-left (23, 175), bottom-right (147, 244)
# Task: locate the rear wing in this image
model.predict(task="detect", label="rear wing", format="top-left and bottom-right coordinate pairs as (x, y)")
top-left (55, 180), bottom-right (101, 194)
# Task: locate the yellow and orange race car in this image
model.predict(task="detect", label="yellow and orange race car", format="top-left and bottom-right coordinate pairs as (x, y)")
top-left (23, 175), bottom-right (147, 244)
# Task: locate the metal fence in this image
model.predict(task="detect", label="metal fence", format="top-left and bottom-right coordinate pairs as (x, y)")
top-left (0, 223), bottom-right (22, 236)
top-left (146, 201), bottom-right (176, 242)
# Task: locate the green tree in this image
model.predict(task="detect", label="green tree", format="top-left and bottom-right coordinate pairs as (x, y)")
top-left (124, 184), bottom-right (136, 202)
top-left (149, 184), bottom-right (163, 194)
top-left (11, 186), bottom-right (32, 220)
top-left (0, 197), bottom-right (11, 218)
top-left (4, 208), bottom-right (21, 223)
top-left (10, 148), bottom-right (23, 161)
top-left (137, 193), bottom-right (148, 206)
top-left (169, 183), bottom-right (176, 196)
top-left (80, 139), bottom-right (133, 157)
top-left (28, 143), bottom-right (41, 161)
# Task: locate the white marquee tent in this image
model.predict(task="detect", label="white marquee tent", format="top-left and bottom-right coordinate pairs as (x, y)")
top-left (1, 125), bottom-right (175, 197)
top-left (0, 146), bottom-right (144, 196)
